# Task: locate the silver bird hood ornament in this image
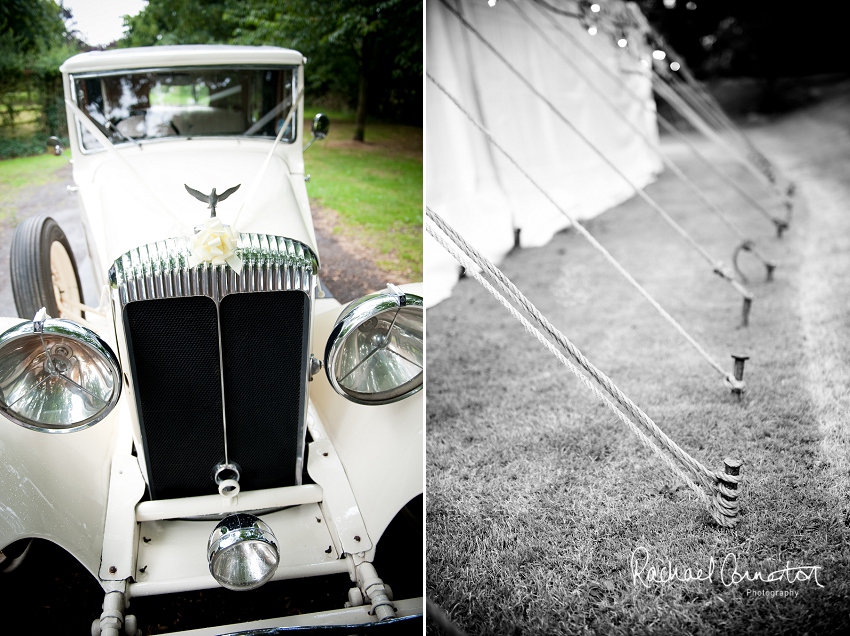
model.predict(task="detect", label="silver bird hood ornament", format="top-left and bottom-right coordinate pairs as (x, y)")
top-left (184, 184), bottom-right (241, 218)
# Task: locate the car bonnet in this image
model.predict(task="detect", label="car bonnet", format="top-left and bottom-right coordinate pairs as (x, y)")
top-left (80, 141), bottom-right (317, 267)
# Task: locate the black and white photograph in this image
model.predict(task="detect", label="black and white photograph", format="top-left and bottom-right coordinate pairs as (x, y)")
top-left (425, 0), bottom-right (849, 634)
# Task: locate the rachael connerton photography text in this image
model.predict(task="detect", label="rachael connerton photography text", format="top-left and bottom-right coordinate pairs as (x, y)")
top-left (630, 547), bottom-right (825, 590)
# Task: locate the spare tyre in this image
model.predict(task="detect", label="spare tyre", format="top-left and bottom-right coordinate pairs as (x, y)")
top-left (10, 215), bottom-right (84, 321)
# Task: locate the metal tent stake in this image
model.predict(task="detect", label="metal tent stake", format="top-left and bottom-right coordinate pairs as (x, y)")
top-left (732, 240), bottom-right (777, 283)
top-left (719, 457), bottom-right (743, 524)
top-left (730, 354), bottom-right (749, 399)
top-left (741, 297), bottom-right (752, 328)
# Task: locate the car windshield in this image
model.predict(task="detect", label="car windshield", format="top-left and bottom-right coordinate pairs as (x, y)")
top-left (72, 67), bottom-right (296, 150)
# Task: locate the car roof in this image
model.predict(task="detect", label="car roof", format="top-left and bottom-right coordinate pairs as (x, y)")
top-left (61, 45), bottom-right (305, 74)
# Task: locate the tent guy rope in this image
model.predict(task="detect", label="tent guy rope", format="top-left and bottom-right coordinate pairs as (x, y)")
top-left (522, 0), bottom-right (785, 271)
top-left (428, 71), bottom-right (747, 390)
top-left (652, 75), bottom-right (794, 235)
top-left (578, 0), bottom-right (796, 204)
top-left (510, 0), bottom-right (777, 281)
top-left (545, 0), bottom-right (793, 235)
top-left (649, 26), bottom-right (795, 195)
top-left (427, 207), bottom-right (744, 528)
top-left (438, 0), bottom-right (756, 325)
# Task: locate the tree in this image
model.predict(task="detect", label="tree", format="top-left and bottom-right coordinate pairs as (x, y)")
top-left (1, 0), bottom-right (67, 101)
top-left (123, 0), bottom-right (233, 47)
top-left (0, 0), bottom-right (78, 134)
top-left (0, 0), bottom-right (68, 53)
top-left (637, 0), bottom-right (849, 80)
top-left (226, 0), bottom-right (422, 140)
top-left (122, 0), bottom-right (423, 140)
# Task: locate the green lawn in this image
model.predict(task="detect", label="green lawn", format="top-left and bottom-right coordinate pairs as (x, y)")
top-left (0, 150), bottom-right (70, 222)
top-left (0, 112), bottom-right (423, 281)
top-left (303, 110), bottom-right (422, 280)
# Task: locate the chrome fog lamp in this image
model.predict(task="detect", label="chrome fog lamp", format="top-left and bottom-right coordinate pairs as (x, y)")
top-left (324, 284), bottom-right (423, 406)
top-left (207, 514), bottom-right (280, 591)
top-left (0, 312), bottom-right (121, 433)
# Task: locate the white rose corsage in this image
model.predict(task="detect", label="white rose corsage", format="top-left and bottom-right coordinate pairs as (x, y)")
top-left (188, 217), bottom-right (243, 275)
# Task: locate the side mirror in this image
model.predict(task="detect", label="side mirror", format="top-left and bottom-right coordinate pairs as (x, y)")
top-left (46, 136), bottom-right (63, 156)
top-left (312, 113), bottom-right (330, 139)
top-left (303, 113), bottom-right (330, 152)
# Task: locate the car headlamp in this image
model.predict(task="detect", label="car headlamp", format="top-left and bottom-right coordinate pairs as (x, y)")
top-left (324, 284), bottom-right (423, 406)
top-left (207, 513), bottom-right (280, 591)
top-left (0, 312), bottom-right (121, 433)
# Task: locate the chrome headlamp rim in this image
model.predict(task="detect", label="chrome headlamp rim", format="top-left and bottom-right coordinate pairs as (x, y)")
top-left (0, 318), bottom-right (122, 434)
top-left (324, 286), bottom-right (424, 406)
top-left (207, 513), bottom-right (280, 591)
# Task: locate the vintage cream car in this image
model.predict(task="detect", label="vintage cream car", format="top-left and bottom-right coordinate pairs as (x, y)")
top-left (0, 45), bottom-right (422, 634)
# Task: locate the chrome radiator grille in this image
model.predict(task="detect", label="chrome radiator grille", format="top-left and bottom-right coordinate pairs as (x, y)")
top-left (112, 234), bottom-right (317, 500)
top-left (112, 234), bottom-right (316, 304)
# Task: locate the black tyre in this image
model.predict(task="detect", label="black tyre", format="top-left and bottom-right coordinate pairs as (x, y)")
top-left (0, 539), bottom-right (32, 574)
top-left (10, 215), bottom-right (85, 321)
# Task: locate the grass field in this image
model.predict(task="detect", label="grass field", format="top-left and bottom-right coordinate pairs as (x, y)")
top-left (426, 93), bottom-right (850, 634)
top-left (303, 110), bottom-right (422, 280)
top-left (0, 112), bottom-right (422, 281)
top-left (0, 150), bottom-right (70, 223)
